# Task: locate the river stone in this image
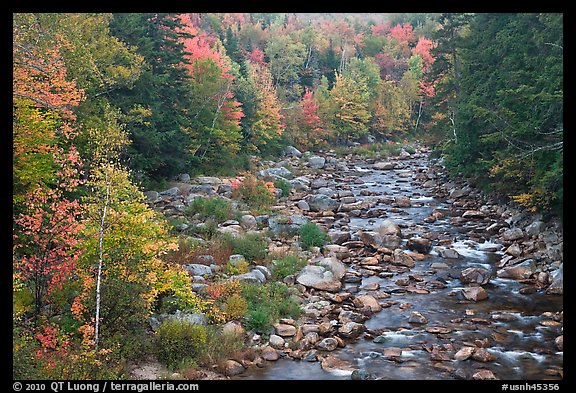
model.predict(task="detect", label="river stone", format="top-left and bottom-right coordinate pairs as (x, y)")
top-left (184, 263), bottom-right (213, 277)
top-left (461, 286), bottom-right (488, 301)
top-left (472, 369), bottom-right (498, 380)
top-left (320, 355), bottom-right (356, 374)
top-left (329, 231), bottom-right (351, 245)
top-left (407, 237), bottom-right (433, 253)
top-left (268, 215), bottom-right (308, 237)
top-left (408, 311), bottom-right (429, 324)
top-left (222, 359), bottom-right (245, 376)
top-left (502, 227), bottom-right (524, 241)
top-left (144, 190), bottom-right (161, 203)
top-left (393, 249), bottom-right (415, 268)
top-left (337, 321), bottom-right (365, 339)
top-left (317, 337), bottom-right (339, 351)
top-left (555, 335), bottom-right (563, 351)
top-left (460, 267), bottom-right (492, 285)
top-left (274, 323), bottom-right (297, 337)
top-left (373, 161), bottom-right (396, 170)
top-left (284, 145), bottom-right (302, 158)
top-left (462, 210), bottom-right (485, 219)
top-left (258, 167), bottom-right (293, 180)
top-left (261, 346), bottom-right (280, 361)
top-left (378, 218), bottom-right (402, 237)
top-left (496, 265), bottom-right (533, 280)
top-left (382, 347), bottom-right (402, 357)
top-left (454, 346), bottom-right (475, 361)
top-left (525, 221), bottom-right (546, 237)
top-left (546, 264), bottom-right (563, 295)
top-left (240, 214), bottom-right (257, 230)
top-left (394, 196), bottom-right (412, 208)
top-left (308, 194), bottom-right (340, 212)
top-left (296, 257), bottom-right (346, 292)
top-left (504, 243), bottom-right (522, 257)
top-left (353, 294), bottom-right (382, 312)
top-left (308, 156), bottom-right (326, 169)
top-left (438, 248), bottom-right (461, 259)
top-left (471, 348), bottom-right (496, 362)
top-left (159, 186), bottom-right (180, 196)
top-left (297, 200), bottom-right (310, 211)
top-left (351, 369), bottom-right (377, 380)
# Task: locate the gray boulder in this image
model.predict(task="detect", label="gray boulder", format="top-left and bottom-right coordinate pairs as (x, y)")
top-left (307, 194), bottom-right (340, 212)
top-left (308, 156), bottom-right (326, 169)
top-left (258, 167), bottom-right (293, 180)
top-left (296, 257), bottom-right (347, 292)
top-left (268, 215), bottom-right (308, 237)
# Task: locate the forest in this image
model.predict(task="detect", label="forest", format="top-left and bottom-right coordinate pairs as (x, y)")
top-left (13, 13), bottom-right (562, 380)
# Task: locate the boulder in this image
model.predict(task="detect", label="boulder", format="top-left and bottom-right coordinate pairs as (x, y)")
top-left (461, 286), bottom-right (488, 301)
top-left (407, 237), bottom-right (433, 253)
top-left (337, 321), bottom-right (365, 339)
top-left (408, 311), bottom-right (429, 324)
top-left (284, 145), bottom-right (302, 158)
top-left (307, 194), bottom-right (340, 212)
top-left (274, 323), bottom-right (297, 337)
top-left (222, 359), bottom-right (245, 376)
top-left (268, 334), bottom-right (285, 349)
top-left (308, 156), bottom-right (326, 169)
top-left (268, 215), bottom-right (308, 237)
top-left (240, 214), bottom-right (257, 230)
top-left (317, 338), bottom-right (339, 351)
top-left (258, 167), bottom-right (293, 180)
top-left (296, 257), bottom-right (347, 292)
top-left (546, 264), bottom-right (563, 295)
top-left (183, 263), bottom-right (213, 277)
top-left (454, 346), bottom-right (475, 361)
top-left (353, 294), bottom-right (382, 312)
top-left (222, 321), bottom-right (245, 336)
top-left (502, 227), bottom-right (524, 241)
top-left (460, 267), bottom-right (492, 285)
top-left (372, 162), bottom-right (396, 170)
top-left (260, 346), bottom-right (280, 361)
top-left (177, 173), bottom-right (191, 182)
top-left (378, 219), bottom-right (402, 237)
top-left (496, 265), bottom-right (534, 280)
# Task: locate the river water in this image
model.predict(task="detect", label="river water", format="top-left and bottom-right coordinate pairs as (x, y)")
top-left (233, 153), bottom-right (563, 380)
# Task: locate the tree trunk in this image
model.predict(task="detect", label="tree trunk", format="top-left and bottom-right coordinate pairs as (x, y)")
top-left (95, 166), bottom-right (111, 349)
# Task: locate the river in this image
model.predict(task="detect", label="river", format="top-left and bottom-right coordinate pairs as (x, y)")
top-left (232, 151), bottom-right (563, 380)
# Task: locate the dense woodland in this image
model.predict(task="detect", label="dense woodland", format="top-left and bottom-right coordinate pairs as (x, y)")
top-left (13, 13), bottom-right (562, 379)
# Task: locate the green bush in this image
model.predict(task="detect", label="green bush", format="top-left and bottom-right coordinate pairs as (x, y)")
top-left (185, 197), bottom-right (233, 223)
top-left (273, 178), bottom-right (292, 198)
top-left (241, 282), bottom-right (301, 333)
top-left (222, 232), bottom-right (268, 263)
top-left (156, 320), bottom-right (208, 370)
top-left (298, 222), bottom-right (329, 250)
top-left (272, 254), bottom-right (307, 280)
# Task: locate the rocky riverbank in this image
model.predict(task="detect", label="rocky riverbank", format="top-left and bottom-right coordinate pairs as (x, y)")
top-left (136, 144), bottom-right (562, 380)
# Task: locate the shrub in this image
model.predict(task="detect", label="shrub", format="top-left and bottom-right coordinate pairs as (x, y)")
top-left (223, 294), bottom-right (248, 321)
top-left (185, 197), bottom-right (233, 223)
top-left (298, 222), bottom-right (329, 250)
top-left (222, 232), bottom-right (268, 263)
top-left (273, 178), bottom-right (292, 198)
top-left (272, 254), bottom-right (307, 280)
top-left (240, 281), bottom-right (301, 333)
top-left (224, 258), bottom-right (250, 275)
top-left (231, 175), bottom-right (276, 213)
top-left (156, 320), bottom-right (208, 370)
